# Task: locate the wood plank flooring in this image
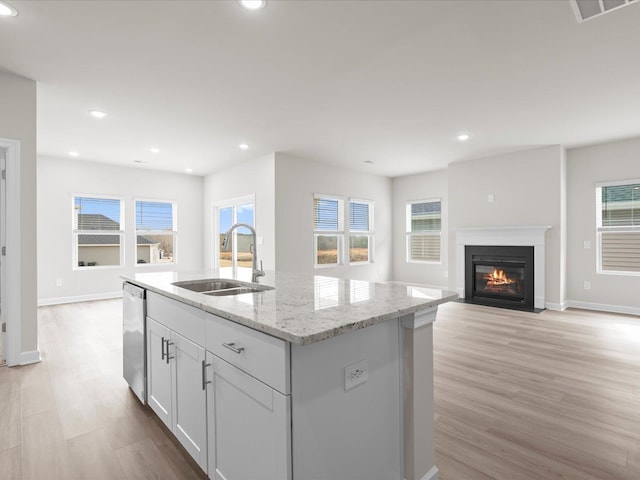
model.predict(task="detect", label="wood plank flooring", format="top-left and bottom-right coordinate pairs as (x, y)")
top-left (434, 302), bottom-right (640, 480)
top-left (0, 299), bottom-right (206, 480)
top-left (0, 299), bottom-right (638, 479)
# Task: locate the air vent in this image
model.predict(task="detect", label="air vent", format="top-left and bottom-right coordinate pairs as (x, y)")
top-left (570, 0), bottom-right (638, 22)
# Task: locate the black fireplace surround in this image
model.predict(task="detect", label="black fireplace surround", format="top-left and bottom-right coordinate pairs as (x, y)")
top-left (465, 245), bottom-right (534, 311)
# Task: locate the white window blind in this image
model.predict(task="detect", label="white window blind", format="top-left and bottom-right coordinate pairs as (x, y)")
top-left (597, 182), bottom-right (640, 274)
top-left (349, 199), bottom-right (373, 264)
top-left (406, 200), bottom-right (441, 263)
top-left (135, 200), bottom-right (176, 265)
top-left (73, 195), bottom-right (123, 268)
top-left (314, 195), bottom-right (344, 267)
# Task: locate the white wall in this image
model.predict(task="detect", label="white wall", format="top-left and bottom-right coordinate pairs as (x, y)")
top-left (567, 137), bottom-right (640, 313)
top-left (392, 169), bottom-right (448, 287)
top-left (37, 157), bottom-right (204, 303)
top-left (0, 70), bottom-right (37, 356)
top-left (203, 154), bottom-right (276, 271)
top-left (447, 145), bottom-right (565, 307)
top-left (274, 153), bottom-right (392, 281)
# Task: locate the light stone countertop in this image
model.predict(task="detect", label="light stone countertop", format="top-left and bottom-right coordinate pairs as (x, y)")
top-left (122, 270), bottom-right (458, 345)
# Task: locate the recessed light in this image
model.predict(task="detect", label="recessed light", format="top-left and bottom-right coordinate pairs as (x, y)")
top-left (457, 133), bottom-right (471, 142)
top-left (133, 159), bottom-right (147, 164)
top-left (185, 168), bottom-right (193, 173)
top-left (238, 0), bottom-right (266, 10)
top-left (150, 147), bottom-right (160, 154)
top-left (239, 144), bottom-right (249, 150)
top-left (69, 151), bottom-right (79, 157)
top-left (89, 110), bottom-right (107, 119)
top-left (363, 160), bottom-right (375, 164)
top-left (0, 1), bottom-right (18, 16)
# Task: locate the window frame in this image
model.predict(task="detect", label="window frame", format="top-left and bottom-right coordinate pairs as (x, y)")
top-left (313, 193), bottom-right (345, 269)
top-left (348, 198), bottom-right (374, 265)
top-left (72, 193), bottom-right (125, 270)
top-left (134, 198), bottom-right (178, 267)
top-left (596, 179), bottom-right (640, 276)
top-left (406, 198), bottom-right (442, 265)
top-left (213, 194), bottom-right (256, 272)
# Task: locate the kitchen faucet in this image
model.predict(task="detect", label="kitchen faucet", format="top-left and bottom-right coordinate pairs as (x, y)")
top-left (222, 223), bottom-right (265, 283)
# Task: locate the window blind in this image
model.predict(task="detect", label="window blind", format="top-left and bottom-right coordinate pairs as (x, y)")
top-left (601, 183), bottom-right (640, 227)
top-left (136, 201), bottom-right (174, 231)
top-left (601, 232), bottom-right (640, 272)
top-left (74, 197), bottom-right (121, 230)
top-left (349, 201), bottom-right (370, 232)
top-left (409, 235), bottom-right (441, 262)
top-left (313, 197), bottom-right (343, 231)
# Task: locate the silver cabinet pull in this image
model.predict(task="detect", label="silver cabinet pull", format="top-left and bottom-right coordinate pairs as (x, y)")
top-left (166, 341), bottom-right (174, 364)
top-left (222, 342), bottom-right (245, 354)
top-left (201, 360), bottom-right (212, 390)
top-left (161, 336), bottom-right (166, 360)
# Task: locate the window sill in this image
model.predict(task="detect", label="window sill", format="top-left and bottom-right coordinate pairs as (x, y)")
top-left (74, 265), bottom-right (122, 271)
top-left (596, 269), bottom-right (640, 277)
top-left (406, 259), bottom-right (442, 265)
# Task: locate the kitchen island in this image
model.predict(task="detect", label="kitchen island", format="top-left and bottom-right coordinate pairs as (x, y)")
top-left (123, 270), bottom-right (457, 480)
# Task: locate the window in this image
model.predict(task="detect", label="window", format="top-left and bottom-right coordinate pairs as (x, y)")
top-left (73, 195), bottom-right (123, 268)
top-left (406, 199), bottom-right (441, 263)
top-left (314, 195), bottom-right (344, 267)
top-left (135, 200), bottom-right (176, 265)
top-left (216, 198), bottom-right (255, 273)
top-left (596, 181), bottom-right (640, 274)
top-left (349, 199), bottom-right (374, 264)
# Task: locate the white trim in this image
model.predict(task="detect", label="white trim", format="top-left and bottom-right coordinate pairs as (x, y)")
top-left (566, 300), bottom-right (640, 316)
top-left (400, 306), bottom-right (438, 329)
top-left (455, 226), bottom-right (551, 310)
top-left (545, 301), bottom-right (568, 311)
top-left (19, 350), bottom-right (41, 366)
top-left (38, 291), bottom-right (123, 307)
top-left (417, 465), bottom-right (439, 480)
top-left (0, 137), bottom-right (21, 367)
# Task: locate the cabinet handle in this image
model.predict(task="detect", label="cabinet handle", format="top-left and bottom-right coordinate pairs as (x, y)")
top-left (222, 342), bottom-right (245, 354)
top-left (161, 336), bottom-right (166, 360)
top-left (201, 360), bottom-right (212, 391)
top-left (166, 341), bottom-right (174, 364)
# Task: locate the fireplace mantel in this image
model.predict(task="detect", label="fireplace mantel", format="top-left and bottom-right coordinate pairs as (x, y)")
top-left (455, 226), bottom-right (551, 309)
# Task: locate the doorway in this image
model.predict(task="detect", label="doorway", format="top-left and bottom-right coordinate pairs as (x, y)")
top-left (214, 195), bottom-right (255, 278)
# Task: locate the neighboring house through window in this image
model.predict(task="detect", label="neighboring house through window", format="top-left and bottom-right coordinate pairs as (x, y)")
top-left (406, 199), bottom-right (441, 263)
top-left (73, 195), bottom-right (124, 268)
top-left (313, 194), bottom-right (344, 267)
top-left (135, 199), bottom-right (177, 265)
top-left (596, 180), bottom-right (640, 274)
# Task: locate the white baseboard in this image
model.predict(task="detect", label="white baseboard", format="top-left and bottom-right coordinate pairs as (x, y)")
top-left (566, 300), bottom-right (640, 316)
top-left (38, 291), bottom-right (123, 306)
top-left (421, 466), bottom-right (439, 480)
top-left (545, 301), bottom-right (568, 311)
top-left (19, 349), bottom-right (41, 365)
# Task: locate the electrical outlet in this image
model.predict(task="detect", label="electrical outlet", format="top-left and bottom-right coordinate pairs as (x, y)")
top-left (583, 240), bottom-right (591, 249)
top-left (488, 194), bottom-right (495, 203)
top-left (584, 281), bottom-right (591, 290)
top-left (55, 278), bottom-right (63, 287)
top-left (345, 359), bottom-right (368, 391)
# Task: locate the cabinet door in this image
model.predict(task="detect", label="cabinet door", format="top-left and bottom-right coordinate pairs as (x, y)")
top-left (207, 355), bottom-right (291, 480)
top-left (147, 318), bottom-right (172, 428)
top-left (171, 331), bottom-right (208, 472)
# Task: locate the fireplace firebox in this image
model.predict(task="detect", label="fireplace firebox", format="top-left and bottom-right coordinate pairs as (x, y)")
top-left (465, 245), bottom-right (534, 310)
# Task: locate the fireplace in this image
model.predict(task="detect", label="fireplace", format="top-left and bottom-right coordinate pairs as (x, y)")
top-left (465, 245), bottom-right (534, 310)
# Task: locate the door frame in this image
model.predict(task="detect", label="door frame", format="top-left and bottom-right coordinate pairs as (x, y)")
top-left (0, 137), bottom-right (21, 367)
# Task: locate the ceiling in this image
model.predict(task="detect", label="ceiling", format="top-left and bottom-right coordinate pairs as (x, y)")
top-left (1, 0), bottom-right (640, 178)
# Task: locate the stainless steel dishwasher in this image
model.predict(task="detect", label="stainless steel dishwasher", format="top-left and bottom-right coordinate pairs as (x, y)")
top-left (123, 282), bottom-right (146, 404)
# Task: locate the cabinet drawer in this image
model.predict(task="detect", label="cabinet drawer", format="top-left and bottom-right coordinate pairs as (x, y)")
top-left (147, 291), bottom-right (206, 346)
top-left (205, 313), bottom-right (290, 394)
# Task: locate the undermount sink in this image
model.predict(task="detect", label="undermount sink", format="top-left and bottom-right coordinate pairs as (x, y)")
top-left (172, 278), bottom-right (274, 296)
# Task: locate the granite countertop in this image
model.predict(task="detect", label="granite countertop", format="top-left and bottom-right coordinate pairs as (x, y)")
top-left (122, 270), bottom-right (458, 345)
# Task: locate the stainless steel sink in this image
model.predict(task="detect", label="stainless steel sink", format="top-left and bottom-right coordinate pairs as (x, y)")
top-left (172, 278), bottom-right (274, 296)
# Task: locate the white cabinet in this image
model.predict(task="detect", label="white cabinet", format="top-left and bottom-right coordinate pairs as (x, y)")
top-left (206, 352), bottom-right (291, 480)
top-left (147, 318), bottom-right (172, 427)
top-left (146, 306), bottom-right (208, 471)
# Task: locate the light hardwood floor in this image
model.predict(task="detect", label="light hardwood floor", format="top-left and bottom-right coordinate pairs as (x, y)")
top-left (434, 302), bottom-right (640, 480)
top-left (0, 299), bottom-right (206, 480)
top-left (0, 300), bottom-right (638, 479)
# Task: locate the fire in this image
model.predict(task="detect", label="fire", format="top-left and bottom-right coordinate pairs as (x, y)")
top-left (485, 268), bottom-right (515, 286)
